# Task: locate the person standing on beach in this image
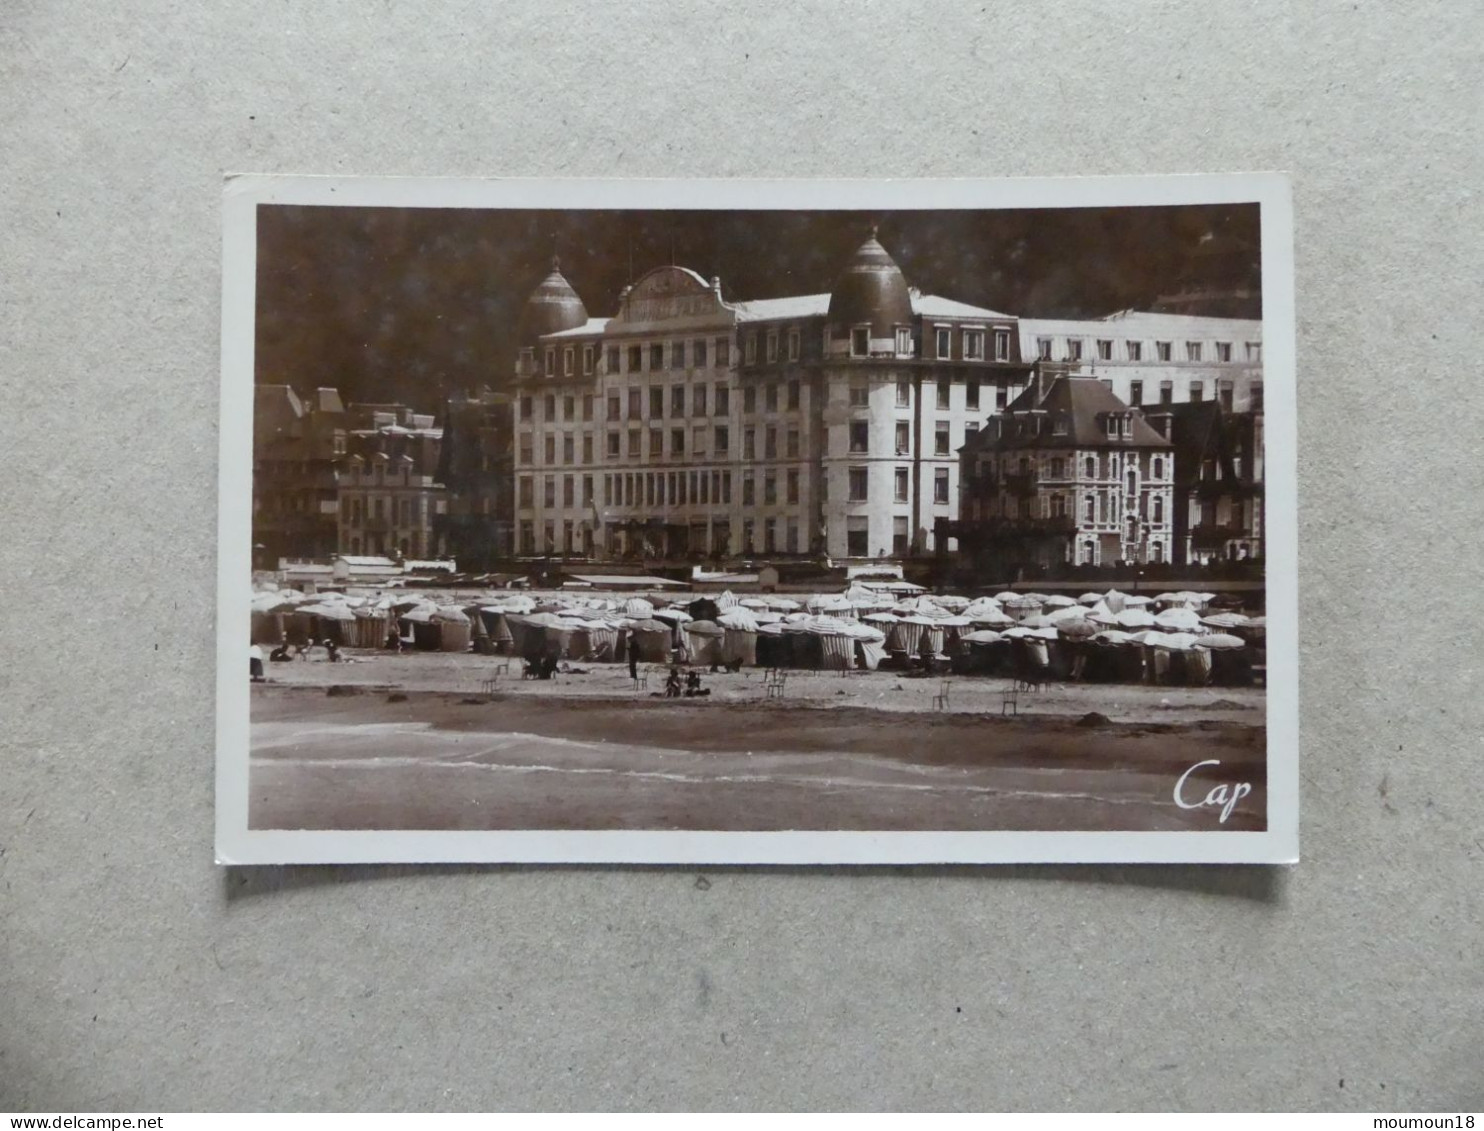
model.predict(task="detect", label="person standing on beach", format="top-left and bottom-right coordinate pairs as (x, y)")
top-left (628, 641), bottom-right (638, 683)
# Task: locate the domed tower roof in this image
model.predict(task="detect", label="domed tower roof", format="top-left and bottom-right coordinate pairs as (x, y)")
top-left (827, 227), bottom-right (913, 336)
top-left (516, 256), bottom-right (589, 347)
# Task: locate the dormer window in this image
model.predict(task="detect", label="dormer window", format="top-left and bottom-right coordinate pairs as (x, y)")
top-left (582, 345), bottom-right (595, 375)
top-left (994, 328), bottom-right (1010, 361)
top-left (745, 333), bottom-right (757, 364)
top-left (544, 347), bottom-right (555, 376)
top-left (895, 326), bottom-right (911, 356)
top-left (963, 329), bottom-right (985, 360)
top-left (1066, 338), bottom-right (1083, 361)
top-left (787, 327), bottom-right (800, 361)
top-left (1037, 338), bottom-right (1052, 360)
top-left (563, 346), bottom-right (574, 376)
top-left (1053, 418), bottom-right (1068, 436)
top-left (1097, 339), bottom-right (1113, 360)
top-left (850, 326), bottom-right (869, 357)
top-left (765, 329), bottom-right (778, 363)
top-left (1105, 415), bottom-right (1118, 439)
top-left (1120, 416), bottom-right (1132, 439)
top-left (934, 326), bottom-right (951, 358)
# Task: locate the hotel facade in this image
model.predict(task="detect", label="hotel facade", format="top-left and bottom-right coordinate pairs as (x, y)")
top-left (507, 232), bottom-right (1262, 566)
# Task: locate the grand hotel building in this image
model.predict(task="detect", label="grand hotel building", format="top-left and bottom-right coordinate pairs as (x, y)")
top-left (508, 231), bottom-right (1261, 564)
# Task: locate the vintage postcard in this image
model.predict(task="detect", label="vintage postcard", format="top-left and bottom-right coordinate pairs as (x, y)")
top-left (216, 175), bottom-right (1297, 864)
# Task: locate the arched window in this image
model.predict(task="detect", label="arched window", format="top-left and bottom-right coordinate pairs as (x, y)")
top-left (1083, 540), bottom-right (1096, 564)
top-left (1151, 541), bottom-right (1164, 563)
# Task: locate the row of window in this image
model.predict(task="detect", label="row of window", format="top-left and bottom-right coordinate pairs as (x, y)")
top-left (932, 326), bottom-right (1012, 362)
top-left (531, 322), bottom-right (1030, 379)
top-left (339, 460), bottom-right (430, 484)
top-left (989, 490), bottom-right (1169, 525)
top-left (519, 469), bottom-right (752, 511)
top-left (850, 420), bottom-right (980, 458)
top-left (532, 328), bottom-right (1260, 378)
top-left (521, 424), bottom-right (742, 466)
top-left (520, 380), bottom-right (803, 425)
top-left (744, 326), bottom-right (804, 365)
top-left (520, 376), bottom-right (1021, 426)
top-left (1037, 337), bottom-right (1262, 363)
top-left (845, 514), bottom-right (914, 558)
top-left (516, 418), bottom-right (992, 468)
top-left (986, 454), bottom-right (1168, 481)
top-left (536, 337), bottom-right (736, 379)
top-left (1126, 377), bottom-right (1256, 409)
top-left (840, 325), bottom-right (1015, 363)
top-left (1079, 539), bottom-right (1167, 565)
top-left (842, 466), bottom-right (952, 506)
top-left (340, 495), bottom-right (430, 526)
top-left (514, 464), bottom-right (959, 511)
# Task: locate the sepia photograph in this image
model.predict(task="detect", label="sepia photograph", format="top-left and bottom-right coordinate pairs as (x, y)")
top-left (216, 175), bottom-right (1297, 864)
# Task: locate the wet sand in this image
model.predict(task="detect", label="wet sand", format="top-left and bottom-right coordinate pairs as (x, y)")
top-left (249, 655), bottom-right (1266, 832)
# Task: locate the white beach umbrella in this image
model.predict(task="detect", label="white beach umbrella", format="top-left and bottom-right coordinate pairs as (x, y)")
top-left (1150, 632), bottom-right (1200, 651)
top-left (963, 629), bottom-right (1003, 644)
top-left (1199, 633), bottom-right (1246, 650)
top-left (1047, 604), bottom-right (1091, 625)
top-left (1154, 607), bottom-right (1204, 632)
top-left (1201, 611), bottom-right (1251, 629)
top-left (968, 607), bottom-right (1014, 627)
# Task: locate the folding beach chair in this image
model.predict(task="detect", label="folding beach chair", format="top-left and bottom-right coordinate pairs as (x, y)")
top-left (932, 679), bottom-right (951, 712)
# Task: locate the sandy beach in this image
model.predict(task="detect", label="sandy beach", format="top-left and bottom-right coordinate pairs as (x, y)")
top-left (250, 649), bottom-right (1266, 833)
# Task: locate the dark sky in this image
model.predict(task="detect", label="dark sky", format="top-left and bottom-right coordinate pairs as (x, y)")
top-left (254, 203), bottom-right (1260, 410)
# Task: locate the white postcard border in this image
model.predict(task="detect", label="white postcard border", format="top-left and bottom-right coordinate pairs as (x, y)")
top-left (216, 174), bottom-right (1298, 866)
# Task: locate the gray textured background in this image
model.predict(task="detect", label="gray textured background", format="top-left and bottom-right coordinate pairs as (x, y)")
top-left (2, 0), bottom-right (1480, 1112)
